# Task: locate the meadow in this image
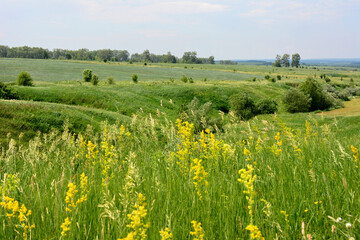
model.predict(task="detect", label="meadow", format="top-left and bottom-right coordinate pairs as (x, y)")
top-left (0, 58), bottom-right (360, 239)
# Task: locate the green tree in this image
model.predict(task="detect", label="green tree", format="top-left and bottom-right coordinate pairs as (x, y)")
top-left (299, 77), bottom-right (330, 111)
top-left (281, 54), bottom-right (290, 67)
top-left (273, 54), bottom-right (281, 67)
top-left (132, 74), bottom-right (138, 83)
top-left (283, 88), bottom-right (311, 113)
top-left (91, 74), bottom-right (99, 85)
top-left (256, 99), bottom-right (278, 114)
top-left (208, 56), bottom-right (215, 64)
top-left (83, 69), bottom-right (92, 82)
top-left (291, 53), bottom-right (301, 67)
top-left (17, 71), bottom-right (33, 86)
top-left (229, 93), bottom-right (257, 120)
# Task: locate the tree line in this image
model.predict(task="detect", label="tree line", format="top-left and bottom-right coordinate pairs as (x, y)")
top-left (273, 53), bottom-right (301, 68)
top-left (0, 45), bottom-right (215, 64)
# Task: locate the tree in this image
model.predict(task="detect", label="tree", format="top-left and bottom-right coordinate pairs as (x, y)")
top-left (229, 93), bottom-right (257, 120)
top-left (291, 53), bottom-right (301, 67)
top-left (299, 77), bottom-right (330, 111)
top-left (208, 56), bottom-right (215, 64)
top-left (281, 54), bottom-right (290, 67)
top-left (273, 54), bottom-right (281, 67)
top-left (132, 74), bottom-right (138, 83)
top-left (17, 71), bottom-right (33, 86)
top-left (182, 51), bottom-right (198, 64)
top-left (91, 74), bottom-right (99, 85)
top-left (256, 99), bottom-right (278, 114)
top-left (283, 89), bottom-right (311, 113)
top-left (83, 69), bottom-right (92, 82)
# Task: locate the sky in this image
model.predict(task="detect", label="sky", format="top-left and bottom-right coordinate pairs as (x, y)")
top-left (0, 0), bottom-right (359, 59)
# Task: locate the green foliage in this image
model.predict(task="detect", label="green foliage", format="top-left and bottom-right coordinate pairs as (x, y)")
top-left (91, 74), bottom-right (99, 86)
top-left (132, 74), bottom-right (138, 83)
top-left (180, 75), bottom-right (188, 83)
top-left (264, 75), bottom-right (270, 80)
top-left (179, 97), bottom-right (219, 132)
top-left (283, 88), bottom-right (311, 113)
top-left (83, 69), bottom-right (92, 82)
top-left (106, 76), bottom-right (114, 85)
top-left (299, 77), bottom-right (332, 111)
top-left (189, 78), bottom-right (194, 83)
top-left (256, 99), bottom-right (278, 114)
top-left (17, 71), bottom-right (33, 86)
top-left (229, 93), bottom-right (257, 120)
top-left (0, 82), bottom-right (18, 99)
top-left (269, 77), bottom-right (276, 83)
top-left (325, 77), bottom-right (331, 83)
top-left (277, 75), bottom-right (281, 80)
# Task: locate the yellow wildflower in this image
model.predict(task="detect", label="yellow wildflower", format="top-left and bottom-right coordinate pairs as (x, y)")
top-left (61, 217), bottom-right (71, 237)
top-left (238, 164), bottom-right (257, 219)
top-left (191, 158), bottom-right (209, 200)
top-left (351, 145), bottom-right (359, 167)
top-left (159, 227), bottom-right (173, 240)
top-left (245, 224), bottom-right (265, 240)
top-left (190, 220), bottom-right (205, 240)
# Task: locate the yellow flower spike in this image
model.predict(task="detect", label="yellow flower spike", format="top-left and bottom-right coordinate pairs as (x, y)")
top-left (61, 217), bottom-right (71, 237)
top-left (159, 227), bottom-right (173, 240)
top-left (120, 193), bottom-right (149, 240)
top-left (190, 220), bottom-right (205, 240)
top-left (351, 145), bottom-right (359, 167)
top-left (246, 224), bottom-right (265, 240)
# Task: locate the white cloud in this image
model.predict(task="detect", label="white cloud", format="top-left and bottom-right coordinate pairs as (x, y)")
top-left (68, 0), bottom-right (228, 23)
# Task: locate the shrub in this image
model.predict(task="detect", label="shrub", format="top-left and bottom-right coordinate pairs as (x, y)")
top-left (283, 88), bottom-right (311, 113)
top-left (277, 75), bottom-right (281, 80)
top-left (17, 71), bottom-right (33, 86)
top-left (269, 77), bottom-right (276, 83)
top-left (0, 82), bottom-right (18, 99)
top-left (179, 97), bottom-right (220, 132)
top-left (83, 69), bottom-right (92, 82)
top-left (91, 74), bottom-right (99, 85)
top-left (132, 74), bottom-right (138, 83)
top-left (203, 78), bottom-right (207, 82)
top-left (229, 94), bottom-right (257, 120)
top-left (252, 77), bottom-right (257, 82)
top-left (264, 75), bottom-right (270, 80)
top-left (256, 99), bottom-right (278, 114)
top-left (325, 77), bottom-right (331, 83)
top-left (107, 76), bottom-right (114, 85)
top-left (189, 78), bottom-right (194, 83)
top-left (299, 77), bottom-right (331, 111)
top-left (180, 75), bottom-right (188, 83)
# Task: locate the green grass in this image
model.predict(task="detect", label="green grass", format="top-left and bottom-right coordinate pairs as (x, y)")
top-left (0, 58), bottom-right (360, 239)
top-left (0, 100), bottom-right (130, 145)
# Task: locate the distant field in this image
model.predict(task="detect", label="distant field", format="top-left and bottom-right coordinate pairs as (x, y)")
top-left (0, 58), bottom-right (261, 83)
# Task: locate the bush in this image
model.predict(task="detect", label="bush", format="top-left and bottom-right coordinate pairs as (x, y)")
top-left (180, 75), bottom-right (188, 83)
top-left (0, 82), bottom-right (18, 99)
top-left (106, 76), bottom-right (114, 85)
top-left (325, 77), bottom-right (331, 83)
top-left (229, 94), bottom-right (257, 120)
top-left (179, 97), bottom-right (221, 132)
top-left (256, 99), bottom-right (278, 114)
top-left (91, 74), bottom-right (99, 85)
top-left (269, 77), bottom-right (276, 83)
top-left (299, 77), bottom-right (331, 111)
top-left (83, 69), bottom-right (92, 82)
top-left (132, 74), bottom-right (138, 83)
top-left (283, 89), bottom-right (311, 113)
top-left (189, 78), bottom-right (194, 83)
top-left (17, 71), bottom-right (33, 86)
top-left (264, 75), bottom-right (270, 80)
top-left (277, 75), bottom-right (281, 80)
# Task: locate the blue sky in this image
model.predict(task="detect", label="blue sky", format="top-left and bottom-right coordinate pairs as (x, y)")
top-left (0, 0), bottom-right (359, 59)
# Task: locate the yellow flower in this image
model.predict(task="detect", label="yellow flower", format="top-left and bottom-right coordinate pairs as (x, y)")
top-left (61, 217), bottom-right (71, 237)
top-left (190, 220), bottom-right (205, 240)
top-left (159, 227), bottom-right (173, 240)
top-left (245, 224), bottom-right (265, 240)
top-left (120, 193), bottom-right (149, 240)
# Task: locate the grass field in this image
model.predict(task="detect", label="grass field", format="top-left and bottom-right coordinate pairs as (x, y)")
top-left (1, 58), bottom-right (360, 239)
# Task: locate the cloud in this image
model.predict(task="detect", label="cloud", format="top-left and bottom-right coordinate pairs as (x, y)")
top-left (238, 0), bottom-right (358, 23)
top-left (69, 0), bottom-right (228, 24)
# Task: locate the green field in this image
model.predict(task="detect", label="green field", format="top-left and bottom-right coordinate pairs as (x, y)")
top-left (1, 58), bottom-right (360, 239)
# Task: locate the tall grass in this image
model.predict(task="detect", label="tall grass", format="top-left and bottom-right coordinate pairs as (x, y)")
top-left (0, 112), bottom-right (359, 239)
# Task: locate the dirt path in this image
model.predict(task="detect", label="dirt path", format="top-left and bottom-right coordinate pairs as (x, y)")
top-left (317, 98), bottom-right (360, 116)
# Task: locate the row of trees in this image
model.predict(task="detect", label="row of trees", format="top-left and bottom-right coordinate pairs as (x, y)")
top-left (273, 53), bottom-right (301, 68)
top-left (0, 45), bottom-right (215, 64)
